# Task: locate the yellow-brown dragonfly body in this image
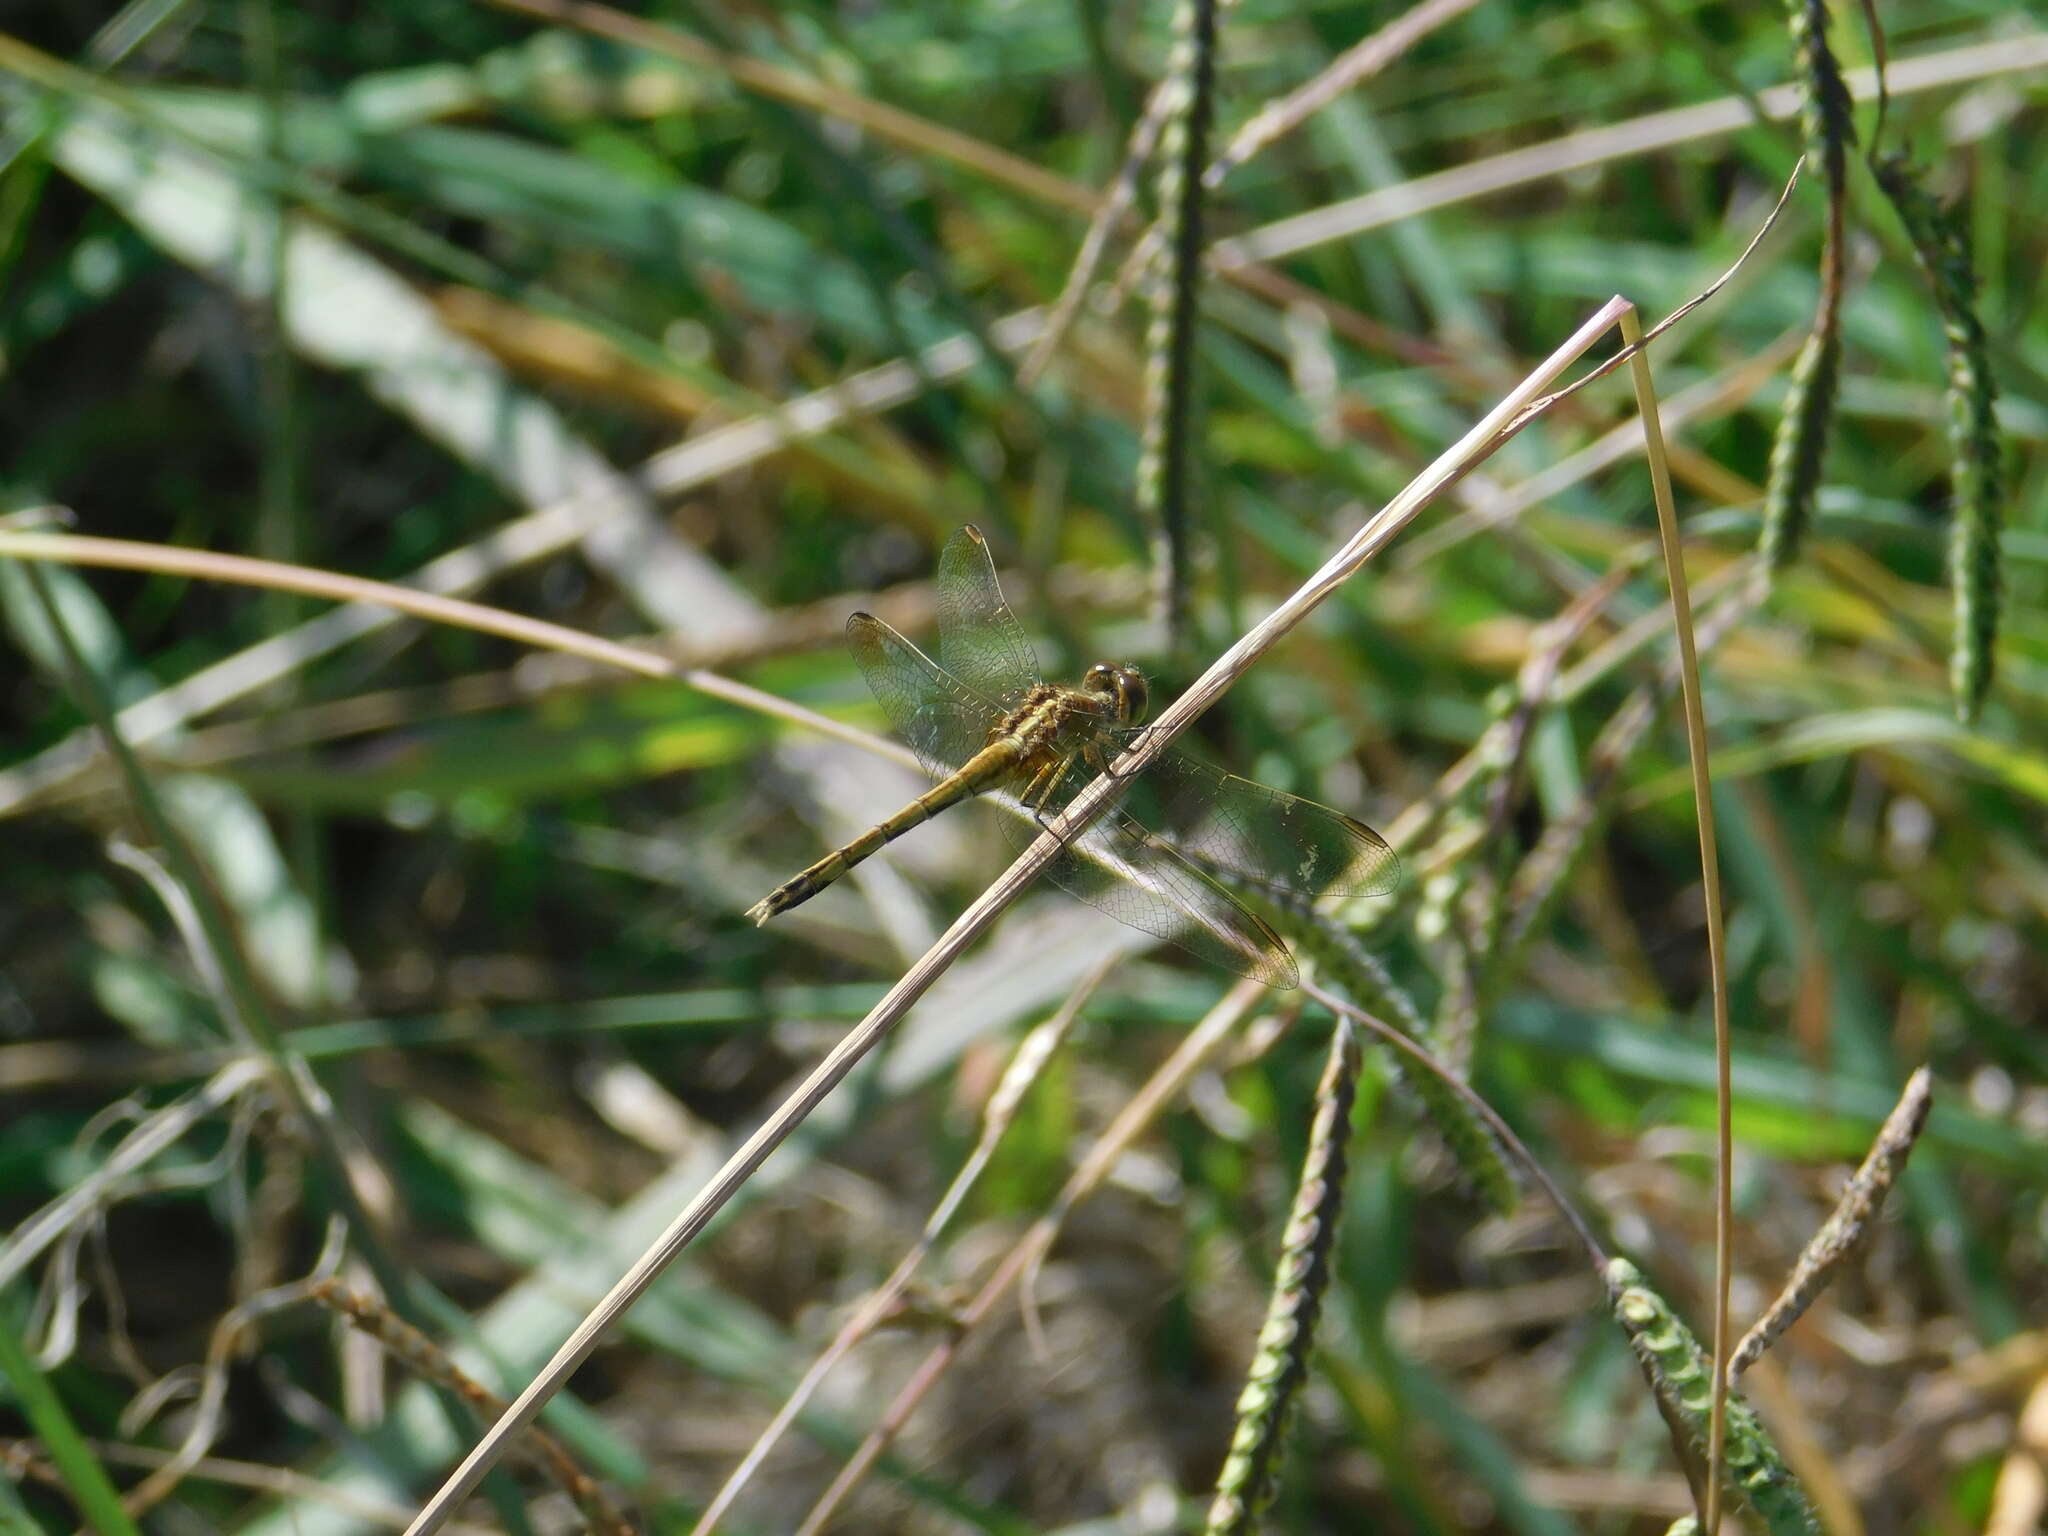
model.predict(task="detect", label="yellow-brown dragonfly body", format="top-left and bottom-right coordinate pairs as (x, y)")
top-left (748, 527), bottom-right (1397, 986)
top-left (747, 662), bottom-right (1145, 923)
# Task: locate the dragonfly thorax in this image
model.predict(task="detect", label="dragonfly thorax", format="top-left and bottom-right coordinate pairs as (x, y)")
top-left (987, 667), bottom-right (1143, 777)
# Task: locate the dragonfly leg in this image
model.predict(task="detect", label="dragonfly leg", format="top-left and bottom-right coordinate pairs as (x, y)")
top-left (1094, 727), bottom-right (1162, 779)
top-left (1019, 754), bottom-right (1078, 834)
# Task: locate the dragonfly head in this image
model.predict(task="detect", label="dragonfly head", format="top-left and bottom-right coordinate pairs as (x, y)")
top-left (1082, 663), bottom-right (1149, 725)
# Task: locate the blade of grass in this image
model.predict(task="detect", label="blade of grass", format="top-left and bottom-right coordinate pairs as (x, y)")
top-left (0, 1295), bottom-right (144, 1536)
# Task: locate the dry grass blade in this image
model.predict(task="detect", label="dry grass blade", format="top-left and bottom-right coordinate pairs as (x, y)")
top-left (1204, 0), bottom-right (1486, 188)
top-left (1985, 1376), bottom-right (2048, 1536)
top-left (0, 307), bottom-right (1047, 817)
top-left (0, 1063), bottom-right (270, 1292)
top-left (1018, 78), bottom-right (1174, 388)
top-left (0, 531), bottom-right (911, 774)
top-left (474, 0), bottom-right (1099, 215)
top-left (116, 1231), bottom-right (348, 1517)
top-left (1217, 35), bottom-right (2045, 265)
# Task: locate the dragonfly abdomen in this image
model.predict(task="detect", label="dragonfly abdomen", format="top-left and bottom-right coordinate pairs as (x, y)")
top-left (745, 738), bottom-right (1026, 925)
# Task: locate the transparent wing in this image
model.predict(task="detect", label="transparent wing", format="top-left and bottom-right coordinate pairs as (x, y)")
top-left (934, 525), bottom-right (1043, 708)
top-left (850, 609), bottom-right (1293, 982)
top-left (991, 797), bottom-right (1298, 987)
top-left (1113, 748), bottom-right (1404, 900)
top-left (847, 612), bottom-right (1003, 779)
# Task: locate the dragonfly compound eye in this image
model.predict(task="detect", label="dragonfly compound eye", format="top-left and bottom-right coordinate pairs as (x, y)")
top-left (1114, 666), bottom-right (1149, 724)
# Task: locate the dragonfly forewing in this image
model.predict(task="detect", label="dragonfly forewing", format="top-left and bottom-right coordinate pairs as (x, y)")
top-left (935, 525), bottom-right (1041, 708)
top-left (850, 605), bottom-right (1300, 981)
top-left (847, 612), bottom-right (1005, 779)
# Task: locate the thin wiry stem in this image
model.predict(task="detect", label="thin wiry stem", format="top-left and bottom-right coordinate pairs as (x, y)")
top-left (1302, 985), bottom-right (1606, 1270)
top-left (1221, 881), bottom-right (1517, 1212)
top-left (1619, 308), bottom-right (1737, 1534)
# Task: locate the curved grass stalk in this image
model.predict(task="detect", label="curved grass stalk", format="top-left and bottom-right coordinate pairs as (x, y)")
top-left (1607, 1259), bottom-right (1820, 1534)
top-left (1870, 155), bottom-right (2005, 722)
top-left (1755, 0), bottom-right (1854, 581)
top-left (0, 530), bottom-right (912, 780)
top-left (1218, 879), bottom-right (1517, 1213)
top-left (1203, 1017), bottom-right (1360, 1535)
top-left (1136, 0), bottom-right (1221, 647)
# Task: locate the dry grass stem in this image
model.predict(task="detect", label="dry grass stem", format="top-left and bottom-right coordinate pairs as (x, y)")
top-left (1620, 305), bottom-right (1738, 1531)
top-left (790, 981), bottom-right (1266, 1535)
top-left (688, 955), bottom-right (1115, 1535)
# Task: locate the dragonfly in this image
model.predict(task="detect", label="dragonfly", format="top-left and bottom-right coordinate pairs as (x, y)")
top-left (747, 526), bottom-right (1399, 987)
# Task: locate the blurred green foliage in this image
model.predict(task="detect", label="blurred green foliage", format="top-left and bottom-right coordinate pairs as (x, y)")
top-left (0, 0), bottom-right (2042, 1530)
